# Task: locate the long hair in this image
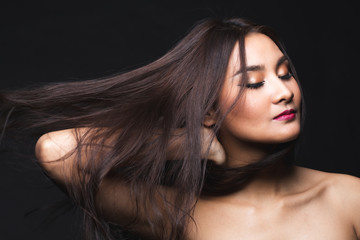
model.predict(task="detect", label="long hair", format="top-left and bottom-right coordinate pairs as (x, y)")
top-left (0, 18), bottom-right (304, 240)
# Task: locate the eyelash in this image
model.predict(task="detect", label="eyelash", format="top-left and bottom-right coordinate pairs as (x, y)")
top-left (245, 72), bottom-right (292, 89)
top-left (246, 81), bottom-right (264, 89)
top-left (278, 72), bottom-right (293, 80)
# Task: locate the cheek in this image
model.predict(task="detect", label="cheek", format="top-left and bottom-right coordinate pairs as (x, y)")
top-left (225, 94), bottom-right (267, 124)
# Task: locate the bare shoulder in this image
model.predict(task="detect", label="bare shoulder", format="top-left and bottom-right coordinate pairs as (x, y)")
top-left (323, 169), bottom-right (360, 208)
top-left (296, 166), bottom-right (360, 237)
top-left (295, 166), bottom-right (360, 196)
top-left (325, 170), bottom-right (360, 237)
top-left (328, 171), bottom-right (360, 191)
top-left (309, 167), bottom-right (360, 198)
top-left (295, 165), bottom-right (358, 183)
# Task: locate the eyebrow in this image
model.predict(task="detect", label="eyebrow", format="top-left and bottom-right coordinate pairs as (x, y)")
top-left (234, 55), bottom-right (288, 76)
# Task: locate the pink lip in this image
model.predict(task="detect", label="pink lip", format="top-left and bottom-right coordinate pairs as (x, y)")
top-left (273, 109), bottom-right (296, 121)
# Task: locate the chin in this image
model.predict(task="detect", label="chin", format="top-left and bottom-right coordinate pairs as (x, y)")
top-left (261, 130), bottom-right (300, 144)
top-left (275, 126), bottom-right (301, 142)
top-left (277, 132), bottom-right (300, 143)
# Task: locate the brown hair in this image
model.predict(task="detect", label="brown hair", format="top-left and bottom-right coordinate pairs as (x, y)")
top-left (0, 18), bottom-right (304, 239)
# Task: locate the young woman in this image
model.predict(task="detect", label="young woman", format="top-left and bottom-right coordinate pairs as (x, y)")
top-left (1, 18), bottom-right (359, 240)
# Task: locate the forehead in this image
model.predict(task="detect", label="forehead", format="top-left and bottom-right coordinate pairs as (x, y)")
top-left (228, 33), bottom-right (284, 69)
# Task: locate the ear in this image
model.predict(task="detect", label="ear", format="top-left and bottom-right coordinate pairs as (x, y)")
top-left (203, 110), bottom-right (217, 127)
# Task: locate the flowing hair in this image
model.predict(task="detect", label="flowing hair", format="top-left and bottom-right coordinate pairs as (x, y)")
top-left (0, 18), bottom-right (305, 240)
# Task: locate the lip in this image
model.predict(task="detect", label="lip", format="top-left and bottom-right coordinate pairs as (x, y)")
top-left (273, 109), bottom-right (296, 121)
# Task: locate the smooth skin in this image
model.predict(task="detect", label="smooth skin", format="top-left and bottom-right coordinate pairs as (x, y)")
top-left (36, 33), bottom-right (360, 239)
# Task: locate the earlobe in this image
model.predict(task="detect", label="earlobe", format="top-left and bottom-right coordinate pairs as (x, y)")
top-left (203, 110), bottom-right (217, 127)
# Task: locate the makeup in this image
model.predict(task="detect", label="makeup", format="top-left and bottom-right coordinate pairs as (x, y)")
top-left (273, 109), bottom-right (296, 121)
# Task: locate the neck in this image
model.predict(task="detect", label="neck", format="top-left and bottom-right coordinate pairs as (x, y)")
top-left (228, 161), bottom-right (298, 201)
top-left (249, 161), bottom-right (295, 195)
top-left (219, 128), bottom-right (295, 168)
top-left (218, 133), bottom-right (297, 198)
top-left (221, 137), bottom-right (277, 168)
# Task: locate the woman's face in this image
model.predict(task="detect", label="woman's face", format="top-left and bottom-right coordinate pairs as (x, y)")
top-left (218, 33), bottom-right (301, 147)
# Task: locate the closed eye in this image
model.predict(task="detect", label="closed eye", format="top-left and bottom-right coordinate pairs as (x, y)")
top-left (278, 72), bottom-right (292, 80)
top-left (246, 81), bottom-right (265, 89)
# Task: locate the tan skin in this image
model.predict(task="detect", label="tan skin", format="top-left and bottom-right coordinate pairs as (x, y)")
top-left (36, 33), bottom-right (360, 239)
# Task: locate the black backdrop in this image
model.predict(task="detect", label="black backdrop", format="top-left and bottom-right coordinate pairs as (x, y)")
top-left (1, 1), bottom-right (359, 239)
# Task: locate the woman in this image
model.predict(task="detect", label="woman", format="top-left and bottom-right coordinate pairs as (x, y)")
top-left (1, 18), bottom-right (360, 240)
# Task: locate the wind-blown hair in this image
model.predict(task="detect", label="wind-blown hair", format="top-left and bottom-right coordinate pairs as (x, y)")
top-left (0, 18), bottom-right (304, 240)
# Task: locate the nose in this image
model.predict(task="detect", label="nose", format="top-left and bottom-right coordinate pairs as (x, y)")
top-left (271, 78), bottom-right (294, 104)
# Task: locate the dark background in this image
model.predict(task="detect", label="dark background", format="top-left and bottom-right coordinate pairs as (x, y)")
top-left (1, 1), bottom-right (359, 239)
